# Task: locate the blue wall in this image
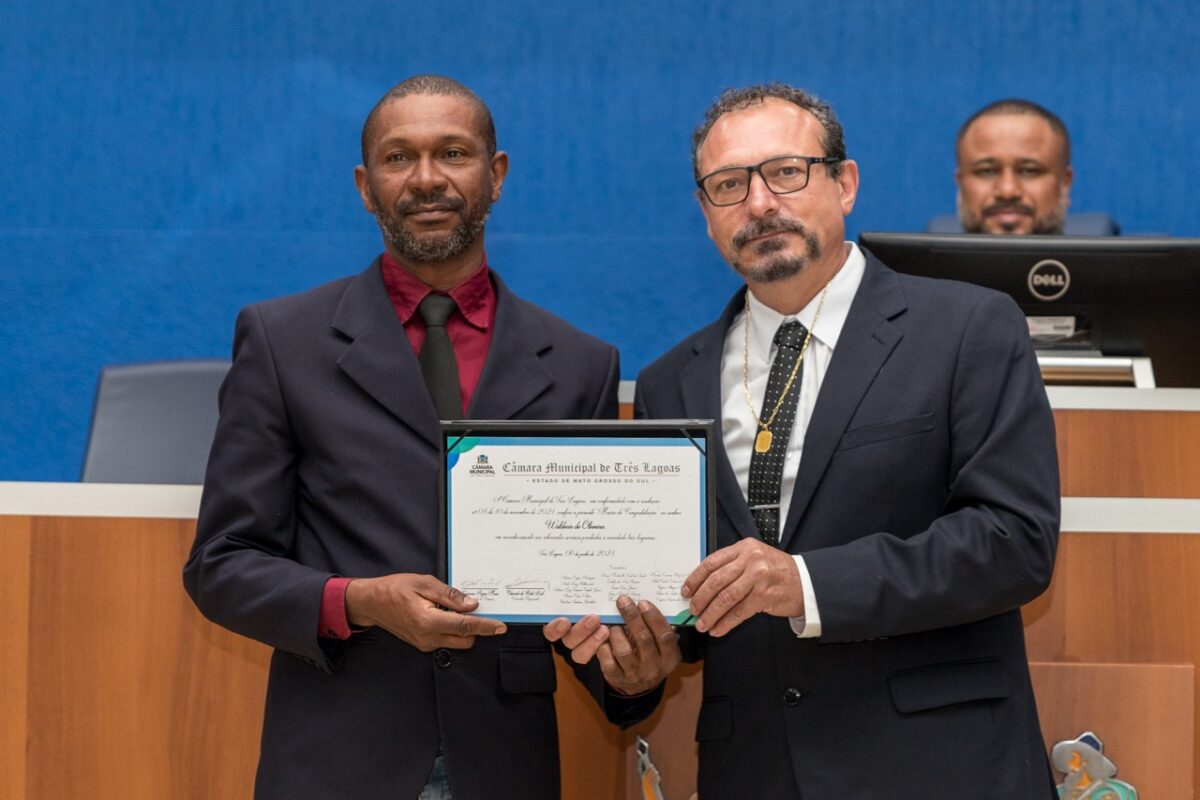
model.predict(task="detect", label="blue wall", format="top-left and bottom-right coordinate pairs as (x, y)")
top-left (2, 1), bottom-right (1197, 480)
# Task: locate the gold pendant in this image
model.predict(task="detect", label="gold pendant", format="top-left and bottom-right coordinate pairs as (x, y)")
top-left (755, 429), bottom-right (773, 453)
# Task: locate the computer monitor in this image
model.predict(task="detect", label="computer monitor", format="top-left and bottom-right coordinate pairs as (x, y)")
top-left (856, 233), bottom-right (1200, 387)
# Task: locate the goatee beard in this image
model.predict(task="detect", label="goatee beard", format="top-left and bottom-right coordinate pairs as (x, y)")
top-left (730, 217), bottom-right (822, 283)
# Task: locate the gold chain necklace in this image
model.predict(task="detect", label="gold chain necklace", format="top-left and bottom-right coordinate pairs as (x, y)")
top-left (743, 282), bottom-right (831, 454)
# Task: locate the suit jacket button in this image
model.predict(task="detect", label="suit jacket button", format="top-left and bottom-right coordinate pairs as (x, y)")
top-left (434, 648), bottom-right (453, 668)
top-left (782, 687), bottom-right (802, 706)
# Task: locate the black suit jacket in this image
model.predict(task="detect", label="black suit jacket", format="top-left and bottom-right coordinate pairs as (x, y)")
top-left (183, 260), bottom-right (657, 800)
top-left (635, 251), bottom-right (1060, 799)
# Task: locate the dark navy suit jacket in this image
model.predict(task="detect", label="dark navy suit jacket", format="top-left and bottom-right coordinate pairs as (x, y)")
top-left (184, 260), bottom-right (658, 800)
top-left (635, 250), bottom-right (1060, 799)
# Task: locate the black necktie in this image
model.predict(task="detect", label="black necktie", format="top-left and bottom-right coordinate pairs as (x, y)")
top-left (747, 320), bottom-right (808, 547)
top-left (418, 293), bottom-right (462, 419)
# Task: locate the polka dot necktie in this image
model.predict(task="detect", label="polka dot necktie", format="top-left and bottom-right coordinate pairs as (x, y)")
top-left (747, 320), bottom-right (808, 547)
top-left (417, 293), bottom-right (462, 419)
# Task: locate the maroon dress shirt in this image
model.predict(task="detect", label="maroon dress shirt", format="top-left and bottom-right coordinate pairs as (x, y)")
top-left (318, 254), bottom-right (496, 638)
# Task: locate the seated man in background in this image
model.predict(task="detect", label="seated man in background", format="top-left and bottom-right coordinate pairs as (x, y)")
top-left (956, 98), bottom-right (1073, 234)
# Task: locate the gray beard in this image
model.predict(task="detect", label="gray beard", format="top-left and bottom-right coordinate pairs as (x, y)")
top-left (375, 209), bottom-right (490, 263)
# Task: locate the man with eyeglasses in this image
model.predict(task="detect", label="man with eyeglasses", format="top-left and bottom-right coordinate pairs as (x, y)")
top-left (956, 98), bottom-right (1074, 235)
top-left (552, 83), bottom-right (1061, 798)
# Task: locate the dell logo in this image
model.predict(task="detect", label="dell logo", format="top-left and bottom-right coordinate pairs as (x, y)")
top-left (1027, 259), bottom-right (1071, 302)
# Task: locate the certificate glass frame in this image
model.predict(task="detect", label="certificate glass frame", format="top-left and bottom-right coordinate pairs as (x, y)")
top-left (439, 420), bottom-right (715, 624)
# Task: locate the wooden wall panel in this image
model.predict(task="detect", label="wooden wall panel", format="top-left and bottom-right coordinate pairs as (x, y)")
top-left (24, 518), bottom-right (267, 800)
top-left (1030, 662), bottom-right (1194, 800)
top-left (0, 517), bottom-right (31, 800)
top-left (1054, 410), bottom-right (1200, 498)
top-left (623, 407), bottom-right (1200, 496)
top-left (5, 513), bottom-right (628, 799)
top-left (554, 657), bottom-right (629, 799)
top-left (623, 664), bottom-right (701, 800)
top-left (1025, 533), bottom-right (1200, 664)
top-left (1025, 532), bottom-right (1200, 792)
top-left (168, 531), bottom-right (272, 800)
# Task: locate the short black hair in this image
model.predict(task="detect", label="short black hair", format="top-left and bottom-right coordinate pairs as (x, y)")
top-left (956, 98), bottom-right (1071, 165)
top-left (360, 74), bottom-right (496, 166)
top-left (691, 82), bottom-right (846, 181)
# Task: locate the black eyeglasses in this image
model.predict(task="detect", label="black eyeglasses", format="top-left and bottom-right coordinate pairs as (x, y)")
top-left (697, 155), bottom-right (842, 206)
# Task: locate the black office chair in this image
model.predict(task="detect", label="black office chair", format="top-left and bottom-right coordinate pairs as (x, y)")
top-left (81, 359), bottom-right (231, 484)
top-left (925, 213), bottom-right (1120, 236)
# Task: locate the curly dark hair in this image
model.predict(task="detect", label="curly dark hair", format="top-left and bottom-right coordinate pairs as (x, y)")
top-left (691, 83), bottom-right (846, 181)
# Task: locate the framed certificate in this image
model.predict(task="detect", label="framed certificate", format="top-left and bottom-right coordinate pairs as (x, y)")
top-left (440, 420), bottom-right (715, 624)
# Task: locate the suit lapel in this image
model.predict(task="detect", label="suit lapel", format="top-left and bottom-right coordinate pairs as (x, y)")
top-left (680, 289), bottom-right (762, 543)
top-left (779, 254), bottom-right (907, 550)
top-left (331, 259), bottom-right (440, 448)
top-left (467, 273), bottom-right (555, 420)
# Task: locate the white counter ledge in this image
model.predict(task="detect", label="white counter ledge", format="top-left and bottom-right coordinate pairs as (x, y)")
top-left (2, 482), bottom-right (1197, 533)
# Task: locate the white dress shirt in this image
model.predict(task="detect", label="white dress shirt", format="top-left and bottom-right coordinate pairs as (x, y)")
top-left (719, 242), bottom-right (866, 637)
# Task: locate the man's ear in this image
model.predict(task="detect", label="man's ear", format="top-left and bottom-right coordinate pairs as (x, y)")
top-left (490, 151), bottom-right (510, 202)
top-left (354, 165), bottom-right (376, 213)
top-left (836, 160), bottom-right (860, 216)
top-left (1060, 164), bottom-right (1074, 208)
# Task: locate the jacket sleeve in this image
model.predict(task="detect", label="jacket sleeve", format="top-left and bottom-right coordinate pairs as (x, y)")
top-left (801, 293), bottom-right (1060, 641)
top-left (182, 305), bottom-right (341, 672)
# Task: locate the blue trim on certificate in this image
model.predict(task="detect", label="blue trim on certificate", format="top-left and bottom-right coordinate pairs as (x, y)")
top-left (451, 436), bottom-right (702, 449)
top-left (473, 613), bottom-right (628, 624)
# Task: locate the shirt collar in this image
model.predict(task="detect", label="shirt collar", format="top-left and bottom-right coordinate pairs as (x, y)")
top-left (744, 242), bottom-right (866, 362)
top-left (380, 252), bottom-right (494, 330)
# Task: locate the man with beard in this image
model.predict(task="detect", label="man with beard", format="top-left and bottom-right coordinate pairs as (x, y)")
top-left (956, 99), bottom-right (1073, 235)
top-left (183, 75), bottom-right (658, 800)
top-left (553, 83), bottom-right (1061, 798)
